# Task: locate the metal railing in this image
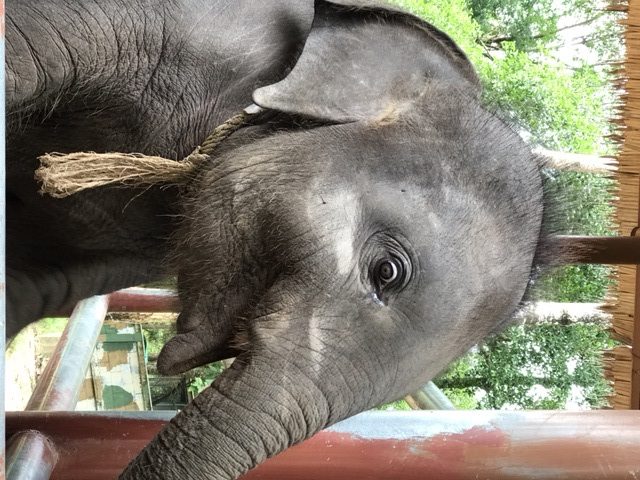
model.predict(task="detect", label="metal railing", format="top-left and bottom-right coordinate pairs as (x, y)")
top-left (4, 285), bottom-right (640, 479)
top-left (5, 289), bottom-right (174, 480)
top-left (5, 409), bottom-right (640, 480)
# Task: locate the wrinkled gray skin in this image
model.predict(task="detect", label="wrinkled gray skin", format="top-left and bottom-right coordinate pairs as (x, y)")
top-left (7, 0), bottom-right (545, 478)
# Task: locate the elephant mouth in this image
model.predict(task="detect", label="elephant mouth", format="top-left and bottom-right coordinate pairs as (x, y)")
top-left (155, 311), bottom-right (247, 375)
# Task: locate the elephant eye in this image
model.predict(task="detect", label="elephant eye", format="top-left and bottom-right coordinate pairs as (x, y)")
top-left (372, 256), bottom-right (406, 292)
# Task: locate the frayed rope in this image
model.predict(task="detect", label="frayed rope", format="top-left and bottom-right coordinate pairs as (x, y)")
top-left (35, 104), bottom-right (264, 198)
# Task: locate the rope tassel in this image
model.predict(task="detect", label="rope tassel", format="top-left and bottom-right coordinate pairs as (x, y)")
top-left (35, 151), bottom-right (206, 198)
top-left (34, 105), bottom-right (264, 198)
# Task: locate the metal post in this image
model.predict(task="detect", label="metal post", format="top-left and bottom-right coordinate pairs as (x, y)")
top-left (407, 381), bottom-right (455, 410)
top-left (26, 296), bottom-right (108, 410)
top-left (6, 295), bottom-right (108, 480)
top-left (5, 410), bottom-right (640, 480)
top-left (0, 1), bottom-right (7, 478)
top-left (5, 433), bottom-right (57, 480)
top-left (53, 287), bottom-right (180, 317)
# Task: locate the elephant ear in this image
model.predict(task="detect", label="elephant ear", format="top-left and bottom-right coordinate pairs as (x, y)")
top-left (252, 0), bottom-right (479, 123)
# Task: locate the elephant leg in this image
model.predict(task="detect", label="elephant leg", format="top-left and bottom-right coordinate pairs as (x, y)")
top-left (7, 255), bottom-right (164, 337)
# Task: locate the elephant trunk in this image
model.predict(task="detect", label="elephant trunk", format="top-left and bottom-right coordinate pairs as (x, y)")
top-left (119, 354), bottom-right (331, 480)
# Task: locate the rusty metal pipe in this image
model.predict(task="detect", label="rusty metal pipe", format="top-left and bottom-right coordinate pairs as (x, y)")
top-left (25, 295), bottom-right (108, 411)
top-left (6, 410), bottom-right (640, 480)
top-left (5, 432), bottom-right (57, 480)
top-left (107, 287), bottom-right (180, 313)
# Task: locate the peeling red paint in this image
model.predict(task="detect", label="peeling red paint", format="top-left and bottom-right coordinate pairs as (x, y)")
top-left (411, 426), bottom-right (509, 469)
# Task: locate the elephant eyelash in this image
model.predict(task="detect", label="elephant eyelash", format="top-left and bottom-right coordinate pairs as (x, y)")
top-left (369, 291), bottom-right (386, 307)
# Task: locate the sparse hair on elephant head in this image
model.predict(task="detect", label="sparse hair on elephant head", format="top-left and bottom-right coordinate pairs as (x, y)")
top-left (120, 1), bottom-right (546, 479)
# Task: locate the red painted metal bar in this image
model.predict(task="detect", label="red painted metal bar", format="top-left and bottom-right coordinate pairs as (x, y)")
top-left (5, 410), bottom-right (640, 480)
top-left (5, 433), bottom-right (57, 480)
top-left (107, 287), bottom-right (180, 313)
top-left (96, 237), bottom-right (640, 319)
top-left (6, 296), bottom-right (109, 480)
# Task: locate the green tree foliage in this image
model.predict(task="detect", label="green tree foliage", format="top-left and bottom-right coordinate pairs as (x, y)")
top-left (470, 0), bottom-right (561, 50)
top-left (187, 363), bottom-right (225, 396)
top-left (143, 326), bottom-right (175, 359)
top-left (468, 0), bottom-right (615, 55)
top-left (435, 322), bottom-right (615, 409)
top-left (483, 56), bottom-right (609, 152)
top-left (537, 264), bottom-right (612, 302)
top-left (537, 170), bottom-right (615, 302)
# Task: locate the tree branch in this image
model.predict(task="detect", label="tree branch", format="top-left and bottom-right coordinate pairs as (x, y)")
top-left (483, 12), bottom-right (607, 46)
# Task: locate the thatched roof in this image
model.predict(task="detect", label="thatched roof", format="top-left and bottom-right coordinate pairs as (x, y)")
top-left (605, 0), bottom-right (639, 410)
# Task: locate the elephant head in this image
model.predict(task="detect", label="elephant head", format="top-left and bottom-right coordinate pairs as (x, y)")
top-left (122, 1), bottom-right (544, 478)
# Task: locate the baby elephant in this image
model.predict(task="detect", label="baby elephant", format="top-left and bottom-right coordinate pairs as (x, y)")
top-left (6, 0), bottom-right (544, 478)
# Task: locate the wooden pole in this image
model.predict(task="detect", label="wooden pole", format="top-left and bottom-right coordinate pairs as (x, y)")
top-left (535, 149), bottom-right (616, 174)
top-left (545, 235), bottom-right (640, 265)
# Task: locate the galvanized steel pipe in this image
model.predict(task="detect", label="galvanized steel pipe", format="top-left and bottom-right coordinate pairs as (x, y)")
top-left (408, 381), bottom-right (456, 410)
top-left (5, 432), bottom-right (57, 480)
top-left (25, 296), bottom-right (108, 411)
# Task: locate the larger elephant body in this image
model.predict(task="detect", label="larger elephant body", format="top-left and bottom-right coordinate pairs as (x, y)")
top-left (7, 0), bottom-right (312, 335)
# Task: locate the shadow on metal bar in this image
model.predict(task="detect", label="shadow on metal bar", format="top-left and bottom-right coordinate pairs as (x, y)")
top-left (5, 410), bottom-right (640, 480)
